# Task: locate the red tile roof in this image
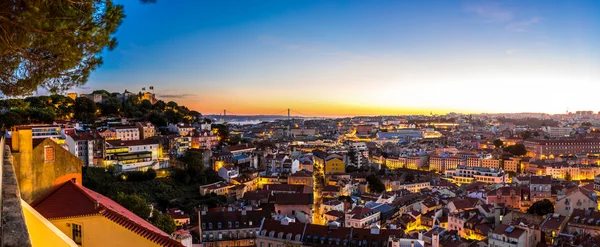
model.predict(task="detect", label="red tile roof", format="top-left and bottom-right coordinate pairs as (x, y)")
top-left (31, 181), bottom-right (184, 247)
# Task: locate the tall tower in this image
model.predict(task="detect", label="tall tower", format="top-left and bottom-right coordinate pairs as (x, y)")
top-left (287, 108), bottom-right (291, 137)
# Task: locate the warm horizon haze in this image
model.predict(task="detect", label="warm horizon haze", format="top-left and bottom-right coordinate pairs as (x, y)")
top-left (71, 0), bottom-right (599, 116)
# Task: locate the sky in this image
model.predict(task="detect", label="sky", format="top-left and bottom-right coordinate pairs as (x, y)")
top-left (79, 0), bottom-right (600, 116)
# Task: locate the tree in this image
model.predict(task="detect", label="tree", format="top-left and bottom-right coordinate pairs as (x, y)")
top-left (527, 199), bottom-right (554, 216)
top-left (0, 0), bottom-right (125, 96)
top-left (366, 175), bottom-right (385, 193)
top-left (115, 192), bottom-right (151, 219)
top-left (520, 131), bottom-right (532, 140)
top-left (149, 210), bottom-right (176, 234)
top-left (493, 139), bottom-right (504, 149)
top-left (73, 97), bottom-right (97, 123)
top-left (503, 144), bottom-right (527, 156)
top-left (565, 172), bottom-right (572, 181)
top-left (0, 111), bottom-right (23, 128)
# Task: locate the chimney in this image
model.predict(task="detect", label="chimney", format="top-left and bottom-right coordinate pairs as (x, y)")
top-left (71, 177), bottom-right (77, 183)
top-left (94, 200), bottom-right (100, 209)
top-left (432, 231), bottom-right (440, 247)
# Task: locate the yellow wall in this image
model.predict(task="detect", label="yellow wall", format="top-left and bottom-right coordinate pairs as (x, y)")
top-left (13, 138), bottom-right (83, 203)
top-left (50, 215), bottom-right (166, 247)
top-left (325, 158), bottom-right (345, 174)
top-left (22, 200), bottom-right (78, 247)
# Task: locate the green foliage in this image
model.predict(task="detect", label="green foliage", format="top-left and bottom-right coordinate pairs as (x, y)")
top-left (0, 0), bottom-right (125, 96)
top-left (83, 166), bottom-right (224, 233)
top-left (493, 139), bottom-right (504, 149)
top-left (212, 124), bottom-right (229, 144)
top-left (115, 192), bottom-right (151, 219)
top-left (527, 199), bottom-right (555, 216)
top-left (366, 174), bottom-right (385, 193)
top-left (74, 97), bottom-right (97, 123)
top-left (503, 144), bottom-right (527, 156)
top-left (149, 210), bottom-right (177, 234)
top-left (120, 169), bottom-right (157, 182)
top-left (520, 131), bottom-right (532, 140)
top-left (0, 91), bottom-right (199, 125)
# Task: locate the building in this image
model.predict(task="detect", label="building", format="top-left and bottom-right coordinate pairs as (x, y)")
top-left (270, 193), bottom-right (314, 223)
top-left (217, 164), bottom-right (240, 182)
top-left (191, 130), bottom-right (219, 149)
top-left (200, 181), bottom-right (232, 196)
top-left (542, 126), bottom-right (573, 138)
top-left (136, 122), bottom-right (156, 139)
top-left (345, 205), bottom-right (381, 229)
top-left (445, 166), bottom-right (509, 184)
top-left (567, 209), bottom-right (600, 236)
top-left (539, 213), bottom-right (567, 244)
top-left (349, 142), bottom-right (369, 167)
top-left (256, 219), bottom-right (409, 247)
top-left (199, 207), bottom-right (269, 247)
top-left (503, 158), bottom-right (521, 173)
top-left (524, 139), bottom-right (600, 159)
top-left (10, 126), bottom-right (83, 203)
top-left (66, 132), bottom-right (104, 167)
top-left (141, 92), bottom-right (157, 104)
top-left (595, 174), bottom-right (600, 191)
top-left (313, 150), bottom-right (345, 174)
top-left (31, 180), bottom-right (185, 247)
top-left (486, 186), bottom-right (522, 209)
top-left (530, 175), bottom-right (552, 203)
top-left (112, 126), bottom-right (140, 141)
top-left (166, 208), bottom-right (190, 226)
top-left (168, 123), bottom-right (194, 137)
top-left (488, 224), bottom-right (527, 247)
top-left (67, 92), bottom-right (78, 100)
top-left (555, 187), bottom-right (598, 216)
top-left (429, 156), bottom-right (464, 173)
top-left (105, 139), bottom-right (161, 172)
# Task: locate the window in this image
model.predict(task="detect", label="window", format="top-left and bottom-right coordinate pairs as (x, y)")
top-left (72, 223), bottom-right (82, 244)
top-left (44, 146), bottom-right (55, 161)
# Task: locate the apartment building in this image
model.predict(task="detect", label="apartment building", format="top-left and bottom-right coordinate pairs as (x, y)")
top-left (524, 139), bottom-right (600, 159)
top-left (445, 166), bottom-right (509, 184)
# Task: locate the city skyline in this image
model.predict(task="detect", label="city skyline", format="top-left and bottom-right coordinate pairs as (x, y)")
top-left (76, 0), bottom-right (598, 116)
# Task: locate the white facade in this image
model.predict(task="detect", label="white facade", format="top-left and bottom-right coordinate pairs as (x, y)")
top-left (113, 127), bottom-right (140, 141)
top-left (445, 166), bottom-right (509, 184)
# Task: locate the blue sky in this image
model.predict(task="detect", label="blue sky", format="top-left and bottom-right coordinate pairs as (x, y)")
top-left (82, 0), bottom-right (600, 116)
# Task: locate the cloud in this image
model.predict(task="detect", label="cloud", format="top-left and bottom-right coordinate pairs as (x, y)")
top-left (464, 2), bottom-right (513, 23)
top-left (464, 2), bottom-right (542, 32)
top-left (158, 94), bottom-right (197, 99)
top-left (506, 17), bottom-right (542, 32)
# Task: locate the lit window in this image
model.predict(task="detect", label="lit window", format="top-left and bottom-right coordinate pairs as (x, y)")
top-left (71, 223), bottom-right (82, 244)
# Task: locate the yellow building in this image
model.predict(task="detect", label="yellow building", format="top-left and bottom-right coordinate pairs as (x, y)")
top-left (324, 155), bottom-right (345, 174)
top-left (31, 181), bottom-right (185, 247)
top-left (11, 126), bottom-right (82, 203)
top-left (66, 92), bottom-right (78, 100)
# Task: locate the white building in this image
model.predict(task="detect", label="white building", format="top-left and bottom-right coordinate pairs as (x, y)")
top-left (112, 126), bottom-right (140, 141)
top-left (349, 142), bottom-right (369, 167)
top-left (168, 123), bottom-right (194, 137)
top-left (217, 165), bottom-right (240, 182)
top-left (543, 126), bottom-right (572, 138)
top-left (105, 139), bottom-right (161, 172)
top-left (445, 166), bottom-right (509, 184)
top-left (66, 132), bottom-right (102, 167)
top-left (488, 224), bottom-right (527, 247)
top-left (345, 205), bottom-right (380, 229)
